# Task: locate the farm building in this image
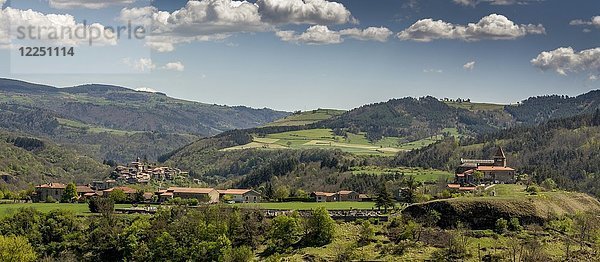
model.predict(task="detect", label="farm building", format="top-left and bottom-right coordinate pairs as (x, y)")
top-left (218, 189), bottom-right (261, 203)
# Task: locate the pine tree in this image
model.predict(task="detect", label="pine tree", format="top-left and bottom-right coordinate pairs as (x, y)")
top-left (375, 183), bottom-right (394, 212)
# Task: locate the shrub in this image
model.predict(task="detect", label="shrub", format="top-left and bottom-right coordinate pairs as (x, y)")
top-left (495, 218), bottom-right (508, 234)
top-left (526, 186), bottom-right (540, 195)
top-left (358, 220), bottom-right (375, 246)
top-left (223, 246), bottom-right (253, 262)
top-left (508, 217), bottom-right (523, 232)
top-left (88, 197), bottom-right (115, 214)
top-left (45, 196), bottom-right (57, 203)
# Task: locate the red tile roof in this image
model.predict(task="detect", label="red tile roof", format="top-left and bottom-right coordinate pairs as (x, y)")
top-left (36, 183), bottom-right (67, 189)
top-left (476, 166), bottom-right (515, 171)
top-left (104, 186), bottom-right (137, 194)
top-left (217, 189), bottom-right (253, 195)
top-left (312, 192), bottom-right (336, 197)
top-left (76, 185), bottom-right (95, 193)
top-left (337, 190), bottom-right (357, 195)
top-left (167, 187), bottom-right (215, 194)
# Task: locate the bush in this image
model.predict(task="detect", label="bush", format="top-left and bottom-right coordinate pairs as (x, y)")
top-left (304, 207), bottom-right (336, 246)
top-left (508, 217), bottom-right (523, 232)
top-left (88, 197), bottom-right (115, 214)
top-left (494, 218), bottom-right (508, 234)
top-left (223, 246), bottom-right (253, 262)
top-left (358, 220), bottom-right (375, 245)
top-left (45, 196), bottom-right (57, 203)
top-left (526, 186), bottom-right (540, 195)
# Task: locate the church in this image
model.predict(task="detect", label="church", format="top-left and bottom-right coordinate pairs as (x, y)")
top-left (453, 147), bottom-right (516, 186)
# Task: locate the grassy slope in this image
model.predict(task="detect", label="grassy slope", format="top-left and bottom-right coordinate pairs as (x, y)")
top-left (234, 201), bottom-right (375, 210)
top-left (223, 128), bottom-right (460, 156)
top-left (404, 185), bottom-right (600, 229)
top-left (444, 101), bottom-right (506, 111)
top-left (265, 109), bottom-right (345, 127)
top-left (0, 203), bottom-right (142, 218)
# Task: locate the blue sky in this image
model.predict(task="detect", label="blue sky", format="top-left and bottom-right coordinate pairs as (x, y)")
top-left (0, 0), bottom-right (599, 111)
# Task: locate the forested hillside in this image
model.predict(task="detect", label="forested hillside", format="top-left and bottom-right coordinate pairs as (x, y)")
top-left (0, 78), bottom-right (288, 162)
top-left (0, 131), bottom-right (110, 189)
top-left (395, 110), bottom-right (600, 197)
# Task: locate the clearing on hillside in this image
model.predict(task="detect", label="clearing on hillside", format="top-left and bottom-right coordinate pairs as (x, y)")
top-left (266, 109), bottom-right (345, 127)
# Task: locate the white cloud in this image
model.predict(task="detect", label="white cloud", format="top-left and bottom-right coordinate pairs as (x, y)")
top-left (120, 0), bottom-right (268, 51)
top-left (569, 16), bottom-right (600, 28)
top-left (0, 7), bottom-right (117, 48)
top-left (397, 14), bottom-right (545, 42)
top-left (163, 62), bottom-right (185, 71)
top-left (256, 0), bottom-right (356, 25)
top-left (49, 0), bottom-right (136, 9)
top-left (531, 47), bottom-right (600, 76)
top-left (277, 25), bottom-right (393, 45)
top-left (123, 57), bottom-right (156, 72)
top-left (423, 69), bottom-right (443, 73)
top-left (453, 0), bottom-right (543, 6)
top-left (276, 25), bottom-right (342, 45)
top-left (339, 27), bottom-right (393, 42)
top-left (463, 61), bottom-right (476, 70)
top-left (590, 75), bottom-right (598, 81)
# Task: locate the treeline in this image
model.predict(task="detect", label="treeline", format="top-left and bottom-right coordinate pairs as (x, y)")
top-left (0, 206), bottom-right (336, 261)
top-left (394, 110), bottom-right (600, 198)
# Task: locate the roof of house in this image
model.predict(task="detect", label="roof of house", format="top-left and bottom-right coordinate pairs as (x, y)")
top-left (476, 166), bottom-right (515, 171)
top-left (312, 192), bottom-right (336, 197)
top-left (217, 189), bottom-right (256, 195)
top-left (337, 190), bottom-right (357, 195)
top-left (160, 192), bottom-right (174, 197)
top-left (167, 187), bottom-right (215, 194)
top-left (359, 194), bottom-right (370, 199)
top-left (103, 186), bottom-right (137, 194)
top-left (36, 183), bottom-right (67, 189)
top-left (76, 185), bottom-right (95, 193)
top-left (83, 192), bottom-right (98, 197)
top-left (461, 159), bottom-right (495, 165)
top-left (447, 184), bottom-right (461, 189)
top-left (459, 186), bottom-right (477, 191)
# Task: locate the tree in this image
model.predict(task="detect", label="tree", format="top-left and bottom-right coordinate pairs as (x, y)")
top-left (62, 182), bottom-right (77, 203)
top-left (273, 186), bottom-right (290, 201)
top-left (375, 183), bottom-right (394, 212)
top-left (358, 220), bottom-right (375, 246)
top-left (541, 178), bottom-right (557, 191)
top-left (109, 189), bottom-right (128, 203)
top-left (304, 207), bottom-right (336, 247)
top-left (269, 212), bottom-right (302, 251)
top-left (0, 235), bottom-right (37, 262)
top-left (400, 176), bottom-right (422, 203)
top-left (473, 171), bottom-right (484, 185)
top-left (89, 197), bottom-right (115, 215)
top-left (495, 218), bottom-right (508, 234)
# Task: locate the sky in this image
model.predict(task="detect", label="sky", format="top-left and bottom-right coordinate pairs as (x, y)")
top-left (0, 0), bottom-right (599, 111)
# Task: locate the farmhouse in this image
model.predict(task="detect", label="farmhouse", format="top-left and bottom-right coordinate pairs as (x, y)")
top-left (158, 187), bottom-right (219, 203)
top-left (34, 183), bottom-right (66, 202)
top-left (451, 147), bottom-right (516, 189)
top-left (218, 189), bottom-right (261, 203)
top-left (311, 190), bottom-right (361, 202)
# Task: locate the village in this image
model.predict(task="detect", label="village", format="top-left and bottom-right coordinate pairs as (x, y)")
top-left (33, 147), bottom-right (519, 206)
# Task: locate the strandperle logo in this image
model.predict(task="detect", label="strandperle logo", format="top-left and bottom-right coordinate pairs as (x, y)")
top-left (13, 20), bottom-right (146, 46)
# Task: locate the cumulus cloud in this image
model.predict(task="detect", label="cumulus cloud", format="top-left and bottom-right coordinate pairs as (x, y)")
top-left (569, 16), bottom-right (600, 28)
top-left (120, 0), bottom-right (269, 51)
top-left (339, 27), bottom-right (393, 42)
top-left (277, 25), bottom-right (393, 45)
top-left (398, 14), bottom-right (545, 42)
top-left (163, 61), bottom-right (185, 71)
top-left (257, 0), bottom-right (355, 25)
top-left (0, 7), bottom-right (117, 48)
top-left (463, 61), bottom-right (476, 70)
top-left (49, 0), bottom-right (136, 9)
top-left (423, 69), bottom-right (443, 73)
top-left (531, 47), bottom-right (600, 76)
top-left (453, 0), bottom-right (543, 6)
top-left (276, 25), bottom-right (342, 45)
top-left (123, 58), bottom-right (156, 72)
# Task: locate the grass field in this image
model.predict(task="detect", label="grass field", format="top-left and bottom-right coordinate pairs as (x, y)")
top-left (234, 201), bottom-right (376, 210)
top-left (0, 203), bottom-right (140, 218)
top-left (223, 128), bottom-right (461, 155)
top-left (266, 109), bottom-right (345, 127)
top-left (444, 101), bottom-right (505, 111)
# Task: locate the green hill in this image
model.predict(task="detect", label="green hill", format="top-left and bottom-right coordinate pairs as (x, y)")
top-left (0, 131), bottom-right (110, 189)
top-left (266, 109), bottom-right (345, 127)
top-left (0, 78), bottom-right (289, 162)
top-left (404, 185), bottom-right (600, 229)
